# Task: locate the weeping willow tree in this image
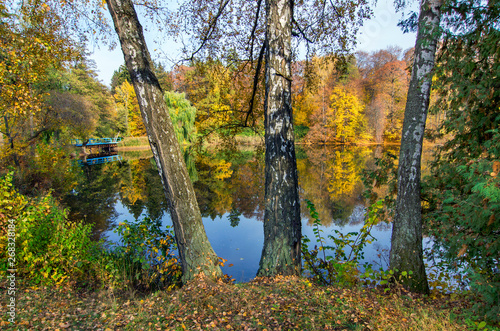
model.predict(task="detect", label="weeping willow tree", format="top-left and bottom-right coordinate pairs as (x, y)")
top-left (164, 91), bottom-right (199, 183)
top-left (164, 91), bottom-right (198, 146)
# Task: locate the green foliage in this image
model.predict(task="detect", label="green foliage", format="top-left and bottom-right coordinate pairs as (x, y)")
top-left (111, 64), bottom-right (131, 94)
top-left (469, 269), bottom-right (500, 324)
top-left (16, 196), bottom-right (95, 285)
top-left (99, 218), bottom-right (181, 292)
top-left (0, 173), bottom-right (96, 285)
top-left (238, 127), bottom-right (261, 137)
top-left (294, 125), bottom-right (309, 140)
top-left (0, 172), bottom-right (27, 275)
top-left (164, 91), bottom-right (198, 146)
top-left (301, 199), bottom-right (380, 286)
top-left (423, 0), bottom-right (500, 323)
top-left (0, 172), bottom-right (181, 292)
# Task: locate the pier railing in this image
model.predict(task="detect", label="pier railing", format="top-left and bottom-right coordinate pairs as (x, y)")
top-left (72, 137), bottom-right (123, 147)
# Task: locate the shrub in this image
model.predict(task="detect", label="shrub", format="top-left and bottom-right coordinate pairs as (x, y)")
top-left (98, 218), bottom-right (181, 292)
top-left (0, 172), bottom-right (96, 285)
top-left (0, 172), bottom-right (181, 292)
top-left (301, 199), bottom-right (381, 286)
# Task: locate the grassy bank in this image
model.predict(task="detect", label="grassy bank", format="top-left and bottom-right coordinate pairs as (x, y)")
top-left (120, 149), bottom-right (153, 161)
top-left (117, 137), bottom-right (150, 149)
top-left (1, 276), bottom-right (482, 330)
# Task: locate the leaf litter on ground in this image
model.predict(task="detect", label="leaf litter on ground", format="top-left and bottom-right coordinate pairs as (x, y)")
top-left (0, 275), bottom-right (480, 330)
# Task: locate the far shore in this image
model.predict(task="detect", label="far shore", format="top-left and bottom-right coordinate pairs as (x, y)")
top-left (113, 135), bottom-right (442, 151)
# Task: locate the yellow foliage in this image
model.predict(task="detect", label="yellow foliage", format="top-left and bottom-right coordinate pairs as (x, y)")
top-left (327, 86), bottom-right (366, 143)
top-left (0, 4), bottom-right (77, 158)
top-left (114, 81), bottom-right (146, 137)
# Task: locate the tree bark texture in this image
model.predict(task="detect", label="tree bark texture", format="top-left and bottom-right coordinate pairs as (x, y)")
top-left (106, 0), bottom-right (222, 283)
top-left (390, 0), bottom-right (442, 294)
top-left (257, 0), bottom-right (301, 277)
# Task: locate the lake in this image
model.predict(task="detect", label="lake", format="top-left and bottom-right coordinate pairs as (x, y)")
top-left (64, 144), bottom-right (430, 283)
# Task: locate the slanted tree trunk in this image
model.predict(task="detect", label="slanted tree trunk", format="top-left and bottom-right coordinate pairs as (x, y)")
top-left (106, 0), bottom-right (222, 283)
top-left (257, 0), bottom-right (301, 277)
top-left (390, 0), bottom-right (442, 294)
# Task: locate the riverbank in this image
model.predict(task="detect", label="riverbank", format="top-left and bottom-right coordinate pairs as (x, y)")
top-left (1, 276), bottom-right (479, 330)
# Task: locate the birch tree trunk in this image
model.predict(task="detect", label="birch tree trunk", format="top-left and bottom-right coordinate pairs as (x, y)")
top-left (257, 0), bottom-right (301, 277)
top-left (106, 0), bottom-right (222, 283)
top-left (390, 0), bottom-right (442, 294)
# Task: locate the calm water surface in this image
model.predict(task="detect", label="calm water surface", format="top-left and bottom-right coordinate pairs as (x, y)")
top-left (65, 145), bottom-right (431, 282)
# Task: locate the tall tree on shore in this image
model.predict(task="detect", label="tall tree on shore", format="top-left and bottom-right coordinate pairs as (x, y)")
top-left (257, 0), bottom-right (301, 276)
top-left (106, 0), bottom-right (222, 282)
top-left (390, 0), bottom-right (442, 294)
top-left (0, 1), bottom-right (76, 165)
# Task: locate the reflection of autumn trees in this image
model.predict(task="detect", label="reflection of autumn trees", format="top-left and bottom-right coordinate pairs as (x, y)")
top-left (326, 149), bottom-right (368, 200)
top-left (193, 146), bottom-right (374, 225)
top-left (116, 159), bottom-right (170, 222)
top-left (194, 151), bottom-right (265, 221)
top-left (63, 163), bottom-right (124, 239)
top-left (298, 146), bottom-right (372, 227)
top-left (65, 159), bottom-right (171, 238)
top-left (119, 159), bottom-right (150, 219)
top-left (229, 154), bottom-right (265, 220)
top-left (67, 146), bottom-right (382, 234)
top-left (194, 153), bottom-right (234, 219)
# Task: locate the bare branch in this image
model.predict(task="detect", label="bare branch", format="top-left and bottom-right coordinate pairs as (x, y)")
top-left (291, 17), bottom-right (314, 43)
top-left (186, 0), bottom-right (231, 61)
top-left (328, 0), bottom-right (342, 18)
top-left (246, 42), bottom-right (265, 127)
top-left (248, 0), bottom-right (263, 61)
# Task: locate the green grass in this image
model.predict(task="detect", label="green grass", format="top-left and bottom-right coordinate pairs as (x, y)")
top-left (120, 149), bottom-right (153, 161)
top-left (118, 136), bottom-right (150, 147)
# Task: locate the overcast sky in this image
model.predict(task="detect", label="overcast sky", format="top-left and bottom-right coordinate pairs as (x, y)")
top-left (89, 0), bottom-right (418, 87)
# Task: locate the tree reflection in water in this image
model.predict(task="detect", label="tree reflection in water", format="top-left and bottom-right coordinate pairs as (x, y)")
top-left (64, 145), bottom-right (400, 281)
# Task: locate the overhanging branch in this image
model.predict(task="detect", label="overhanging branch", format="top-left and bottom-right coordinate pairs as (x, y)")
top-left (187, 0), bottom-right (231, 61)
top-left (248, 0), bottom-right (263, 61)
top-left (246, 42), bottom-right (265, 127)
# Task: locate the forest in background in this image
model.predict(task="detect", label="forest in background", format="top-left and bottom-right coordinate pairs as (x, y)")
top-left (108, 46), bottom-right (426, 147)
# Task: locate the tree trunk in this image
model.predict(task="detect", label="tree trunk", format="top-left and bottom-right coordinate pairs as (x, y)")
top-left (106, 0), bottom-right (222, 283)
top-left (390, 0), bottom-right (442, 294)
top-left (257, 0), bottom-right (301, 277)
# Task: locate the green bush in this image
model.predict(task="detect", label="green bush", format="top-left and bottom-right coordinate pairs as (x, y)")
top-left (424, 131), bottom-right (500, 323)
top-left (294, 125), bottom-right (310, 140)
top-left (0, 173), bottom-right (181, 292)
top-left (301, 199), bottom-right (381, 286)
top-left (0, 172), bottom-right (96, 285)
top-left (97, 218), bottom-right (181, 292)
